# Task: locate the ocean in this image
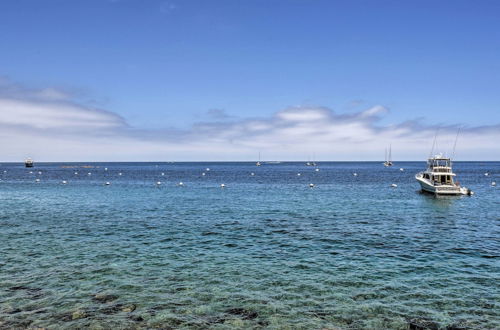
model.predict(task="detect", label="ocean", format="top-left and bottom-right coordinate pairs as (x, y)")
top-left (0, 161), bottom-right (498, 329)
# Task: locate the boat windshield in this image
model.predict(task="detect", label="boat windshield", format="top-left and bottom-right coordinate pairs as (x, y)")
top-left (429, 158), bottom-right (451, 168)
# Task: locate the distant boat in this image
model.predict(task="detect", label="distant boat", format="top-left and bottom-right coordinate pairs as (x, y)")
top-left (383, 145), bottom-right (393, 167)
top-left (25, 158), bottom-right (34, 168)
top-left (415, 154), bottom-right (472, 196)
top-left (256, 152), bottom-right (261, 166)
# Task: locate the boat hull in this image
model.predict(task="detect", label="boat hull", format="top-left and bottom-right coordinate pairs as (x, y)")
top-left (415, 173), bottom-right (465, 195)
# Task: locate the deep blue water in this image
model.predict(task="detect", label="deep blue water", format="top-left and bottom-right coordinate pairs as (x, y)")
top-left (0, 161), bottom-right (498, 329)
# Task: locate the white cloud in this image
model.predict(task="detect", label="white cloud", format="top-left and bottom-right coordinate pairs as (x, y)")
top-left (0, 81), bottom-right (499, 161)
top-left (0, 98), bottom-right (125, 130)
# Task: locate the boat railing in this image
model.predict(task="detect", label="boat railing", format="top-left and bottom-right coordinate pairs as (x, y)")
top-left (429, 167), bottom-right (452, 173)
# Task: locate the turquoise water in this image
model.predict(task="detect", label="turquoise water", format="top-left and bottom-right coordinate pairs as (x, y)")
top-left (0, 162), bottom-right (498, 329)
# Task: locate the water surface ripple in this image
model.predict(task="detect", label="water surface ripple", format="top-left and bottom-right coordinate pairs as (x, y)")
top-left (0, 162), bottom-right (498, 329)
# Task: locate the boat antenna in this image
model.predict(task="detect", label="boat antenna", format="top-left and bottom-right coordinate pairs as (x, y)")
top-left (429, 128), bottom-right (439, 158)
top-left (451, 127), bottom-right (461, 160)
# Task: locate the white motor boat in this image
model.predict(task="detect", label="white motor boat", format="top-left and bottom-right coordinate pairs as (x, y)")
top-left (415, 154), bottom-right (472, 196)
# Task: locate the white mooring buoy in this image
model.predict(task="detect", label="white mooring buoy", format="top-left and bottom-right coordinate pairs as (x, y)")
top-left (309, 183), bottom-right (315, 188)
top-left (105, 182), bottom-right (111, 186)
top-left (220, 183), bottom-right (226, 188)
top-left (492, 181), bottom-right (497, 187)
top-left (62, 180), bottom-right (67, 184)
top-left (353, 173), bottom-right (358, 176)
top-left (156, 181), bottom-right (162, 185)
top-left (391, 183), bottom-right (398, 188)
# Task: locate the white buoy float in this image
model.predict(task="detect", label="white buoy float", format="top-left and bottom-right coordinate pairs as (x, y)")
top-left (399, 168), bottom-right (404, 171)
top-left (202, 172), bottom-right (206, 176)
top-left (161, 172), bottom-right (165, 176)
top-left (62, 180), bottom-right (67, 184)
top-left (250, 172), bottom-right (255, 176)
top-left (156, 181), bottom-right (162, 185)
top-left (104, 167), bottom-right (108, 171)
top-left (391, 183), bottom-right (398, 188)
top-left (485, 172), bottom-right (489, 176)
top-left (206, 168), bottom-right (210, 171)
top-left (35, 179), bottom-right (40, 183)
top-left (105, 182), bottom-right (111, 186)
top-left (309, 183), bottom-right (315, 188)
top-left (297, 173), bottom-right (301, 176)
top-left (492, 181), bottom-right (497, 186)
top-left (315, 168), bottom-right (320, 172)
top-left (29, 171), bottom-right (33, 174)
top-left (353, 173), bottom-right (358, 176)
top-left (220, 183), bottom-right (226, 188)
top-left (38, 171), bottom-right (42, 175)
top-left (178, 182), bottom-right (184, 186)
top-left (74, 172), bottom-right (78, 175)
top-left (88, 172), bottom-right (92, 176)
top-left (118, 173), bottom-right (122, 176)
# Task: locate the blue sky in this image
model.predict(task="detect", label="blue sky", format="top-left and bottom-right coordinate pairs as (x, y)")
top-left (0, 0), bottom-right (499, 160)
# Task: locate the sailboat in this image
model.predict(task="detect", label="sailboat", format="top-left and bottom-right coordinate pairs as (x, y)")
top-left (383, 145), bottom-right (393, 167)
top-left (256, 152), bottom-right (261, 166)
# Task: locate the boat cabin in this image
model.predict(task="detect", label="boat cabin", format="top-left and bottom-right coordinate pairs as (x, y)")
top-left (427, 157), bottom-right (452, 172)
top-left (422, 172), bottom-right (454, 185)
top-left (424, 156), bottom-right (456, 185)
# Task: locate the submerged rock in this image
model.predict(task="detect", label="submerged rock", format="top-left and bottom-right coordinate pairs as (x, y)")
top-left (225, 308), bottom-right (258, 320)
top-left (129, 314), bottom-right (144, 322)
top-left (122, 304), bottom-right (137, 313)
top-left (92, 293), bottom-right (119, 303)
top-left (71, 310), bottom-right (87, 320)
top-left (408, 317), bottom-right (439, 330)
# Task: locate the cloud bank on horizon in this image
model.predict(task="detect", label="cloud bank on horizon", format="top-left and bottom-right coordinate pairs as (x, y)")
top-left (0, 81), bottom-right (499, 161)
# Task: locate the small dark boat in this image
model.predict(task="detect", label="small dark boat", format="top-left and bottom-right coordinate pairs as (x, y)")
top-left (25, 158), bottom-right (34, 168)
